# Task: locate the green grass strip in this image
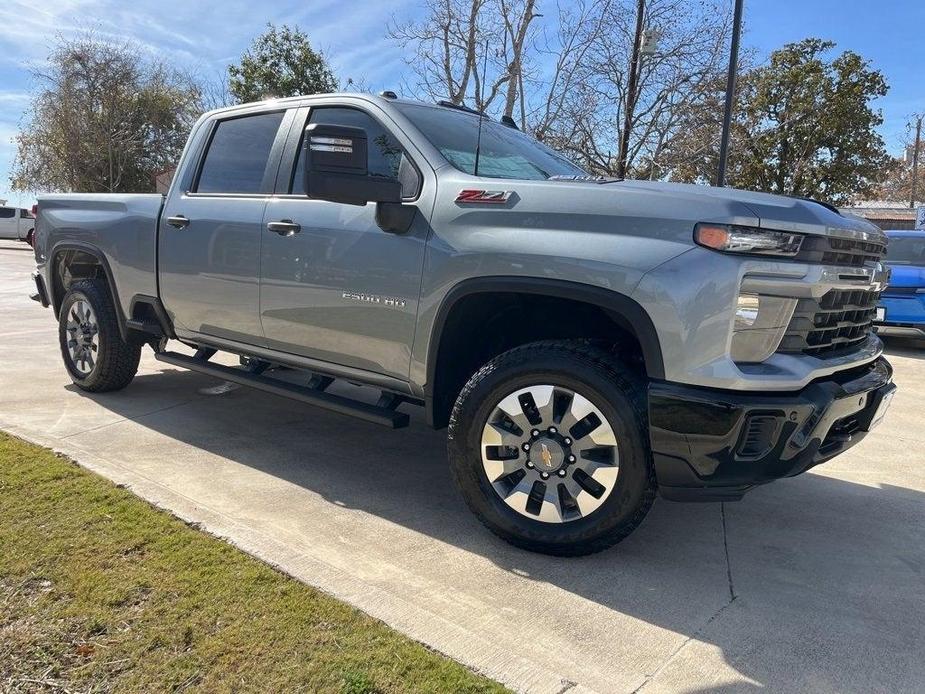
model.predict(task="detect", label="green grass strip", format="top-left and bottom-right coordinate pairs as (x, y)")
top-left (0, 433), bottom-right (507, 693)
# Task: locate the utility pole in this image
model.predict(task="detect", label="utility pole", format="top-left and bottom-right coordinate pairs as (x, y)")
top-left (911, 115), bottom-right (922, 209)
top-left (716, 0), bottom-right (744, 187)
top-left (617, 0), bottom-right (645, 180)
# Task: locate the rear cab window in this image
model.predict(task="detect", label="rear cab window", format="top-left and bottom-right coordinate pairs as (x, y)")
top-left (195, 111), bottom-right (286, 194)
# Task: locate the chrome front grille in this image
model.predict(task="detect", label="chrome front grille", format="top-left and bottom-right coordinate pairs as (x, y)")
top-left (778, 288), bottom-right (881, 357)
top-left (796, 235), bottom-right (887, 268)
top-left (775, 231), bottom-right (887, 358)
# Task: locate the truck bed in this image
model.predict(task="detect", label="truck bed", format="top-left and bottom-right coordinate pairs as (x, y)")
top-left (37, 193), bottom-right (165, 322)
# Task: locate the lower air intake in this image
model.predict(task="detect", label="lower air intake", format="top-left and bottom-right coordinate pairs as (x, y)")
top-left (736, 414), bottom-right (780, 460)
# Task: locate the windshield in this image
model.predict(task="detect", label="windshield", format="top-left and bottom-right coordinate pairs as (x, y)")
top-left (885, 236), bottom-right (925, 265)
top-left (396, 103), bottom-right (586, 180)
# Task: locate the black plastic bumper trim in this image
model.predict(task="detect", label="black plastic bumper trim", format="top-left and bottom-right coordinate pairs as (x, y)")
top-left (649, 357), bottom-right (895, 501)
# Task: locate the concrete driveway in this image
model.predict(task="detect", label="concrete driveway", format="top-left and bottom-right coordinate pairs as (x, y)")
top-left (2, 240), bottom-right (923, 693)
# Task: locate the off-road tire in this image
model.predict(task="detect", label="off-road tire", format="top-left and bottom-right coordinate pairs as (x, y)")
top-left (58, 278), bottom-right (141, 392)
top-left (447, 340), bottom-right (656, 556)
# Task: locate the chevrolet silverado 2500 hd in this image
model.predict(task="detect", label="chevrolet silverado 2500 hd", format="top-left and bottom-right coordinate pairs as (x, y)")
top-left (30, 93), bottom-right (896, 555)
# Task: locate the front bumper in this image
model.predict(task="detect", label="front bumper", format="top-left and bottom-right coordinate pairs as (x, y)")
top-left (649, 357), bottom-right (895, 501)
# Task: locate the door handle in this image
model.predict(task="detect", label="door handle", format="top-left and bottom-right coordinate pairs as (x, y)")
top-left (166, 215), bottom-right (189, 229)
top-left (267, 220), bottom-right (301, 236)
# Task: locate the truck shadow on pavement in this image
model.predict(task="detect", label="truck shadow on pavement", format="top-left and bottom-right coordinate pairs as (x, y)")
top-left (68, 367), bottom-right (924, 692)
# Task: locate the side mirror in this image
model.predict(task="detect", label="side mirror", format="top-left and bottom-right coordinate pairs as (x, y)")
top-left (304, 123), bottom-right (402, 206)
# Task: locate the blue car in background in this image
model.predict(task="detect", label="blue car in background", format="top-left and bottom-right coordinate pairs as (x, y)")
top-left (875, 230), bottom-right (925, 339)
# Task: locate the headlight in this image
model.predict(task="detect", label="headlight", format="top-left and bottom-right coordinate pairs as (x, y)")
top-left (695, 223), bottom-right (804, 257)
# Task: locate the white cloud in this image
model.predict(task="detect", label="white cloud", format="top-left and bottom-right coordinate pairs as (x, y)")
top-left (0, 91), bottom-right (30, 107)
top-left (0, 0), bottom-right (420, 197)
top-left (2, 0), bottom-right (417, 81)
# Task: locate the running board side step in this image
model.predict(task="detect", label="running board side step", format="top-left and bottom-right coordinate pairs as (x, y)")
top-left (154, 351), bottom-right (410, 429)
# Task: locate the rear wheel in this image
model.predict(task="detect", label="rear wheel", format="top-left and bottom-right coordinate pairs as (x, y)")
top-left (58, 278), bottom-right (140, 392)
top-left (447, 340), bottom-right (656, 556)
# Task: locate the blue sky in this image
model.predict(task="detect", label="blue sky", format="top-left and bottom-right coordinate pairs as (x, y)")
top-left (1, 0), bottom-right (922, 206)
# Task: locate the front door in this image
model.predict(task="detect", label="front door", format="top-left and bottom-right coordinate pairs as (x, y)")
top-left (159, 109), bottom-right (291, 345)
top-left (259, 105), bottom-right (428, 381)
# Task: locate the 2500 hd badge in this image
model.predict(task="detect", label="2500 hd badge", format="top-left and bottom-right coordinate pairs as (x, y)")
top-left (342, 291), bottom-right (407, 309)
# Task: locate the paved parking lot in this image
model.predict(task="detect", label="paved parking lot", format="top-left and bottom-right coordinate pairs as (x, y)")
top-left (2, 240), bottom-right (923, 693)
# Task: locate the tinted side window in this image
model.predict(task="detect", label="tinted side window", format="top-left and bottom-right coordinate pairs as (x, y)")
top-left (292, 107), bottom-right (405, 194)
top-left (196, 112), bottom-right (285, 194)
top-left (20, 208), bottom-right (34, 219)
top-left (0, 207), bottom-right (14, 219)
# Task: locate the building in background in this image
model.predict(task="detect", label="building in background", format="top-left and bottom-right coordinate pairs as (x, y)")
top-left (839, 200), bottom-right (918, 230)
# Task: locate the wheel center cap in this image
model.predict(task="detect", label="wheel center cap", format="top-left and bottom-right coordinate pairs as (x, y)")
top-left (531, 437), bottom-right (565, 472)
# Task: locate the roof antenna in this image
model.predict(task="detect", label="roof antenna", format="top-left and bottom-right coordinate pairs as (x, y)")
top-left (473, 39), bottom-right (489, 177)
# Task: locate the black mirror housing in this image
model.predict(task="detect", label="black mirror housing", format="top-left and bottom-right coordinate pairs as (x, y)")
top-left (304, 123), bottom-right (402, 206)
top-left (375, 202), bottom-right (417, 235)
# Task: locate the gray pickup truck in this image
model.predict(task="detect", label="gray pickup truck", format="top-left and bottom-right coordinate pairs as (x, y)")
top-left (31, 92), bottom-right (896, 555)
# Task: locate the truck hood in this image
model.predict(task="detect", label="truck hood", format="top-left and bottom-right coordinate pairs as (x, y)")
top-left (515, 177), bottom-right (883, 242)
top-left (613, 179), bottom-right (885, 241)
top-left (885, 264), bottom-right (925, 288)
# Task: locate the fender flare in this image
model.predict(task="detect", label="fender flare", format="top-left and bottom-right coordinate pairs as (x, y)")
top-left (48, 242), bottom-right (128, 341)
top-left (424, 276), bottom-right (665, 423)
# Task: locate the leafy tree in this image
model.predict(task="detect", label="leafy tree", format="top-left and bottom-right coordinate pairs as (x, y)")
top-left (12, 33), bottom-right (200, 194)
top-left (664, 39), bottom-right (891, 205)
top-left (228, 24), bottom-right (338, 103)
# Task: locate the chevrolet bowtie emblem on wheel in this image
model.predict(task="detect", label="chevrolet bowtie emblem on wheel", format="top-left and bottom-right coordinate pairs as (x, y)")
top-left (540, 443), bottom-right (554, 468)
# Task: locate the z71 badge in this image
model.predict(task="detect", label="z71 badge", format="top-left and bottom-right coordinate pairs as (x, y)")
top-left (455, 189), bottom-right (513, 204)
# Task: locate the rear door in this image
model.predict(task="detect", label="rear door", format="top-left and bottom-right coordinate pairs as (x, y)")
top-left (159, 109), bottom-right (293, 345)
top-left (259, 103), bottom-right (429, 381)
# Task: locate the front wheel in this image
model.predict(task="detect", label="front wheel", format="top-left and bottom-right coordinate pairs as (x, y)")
top-left (58, 278), bottom-right (141, 392)
top-left (447, 341), bottom-right (656, 556)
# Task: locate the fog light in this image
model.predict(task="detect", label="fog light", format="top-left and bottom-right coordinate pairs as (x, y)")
top-left (730, 293), bottom-right (797, 363)
top-left (735, 293), bottom-right (760, 329)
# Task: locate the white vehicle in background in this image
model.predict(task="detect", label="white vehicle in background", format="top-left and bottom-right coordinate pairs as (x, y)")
top-left (0, 205), bottom-right (36, 241)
